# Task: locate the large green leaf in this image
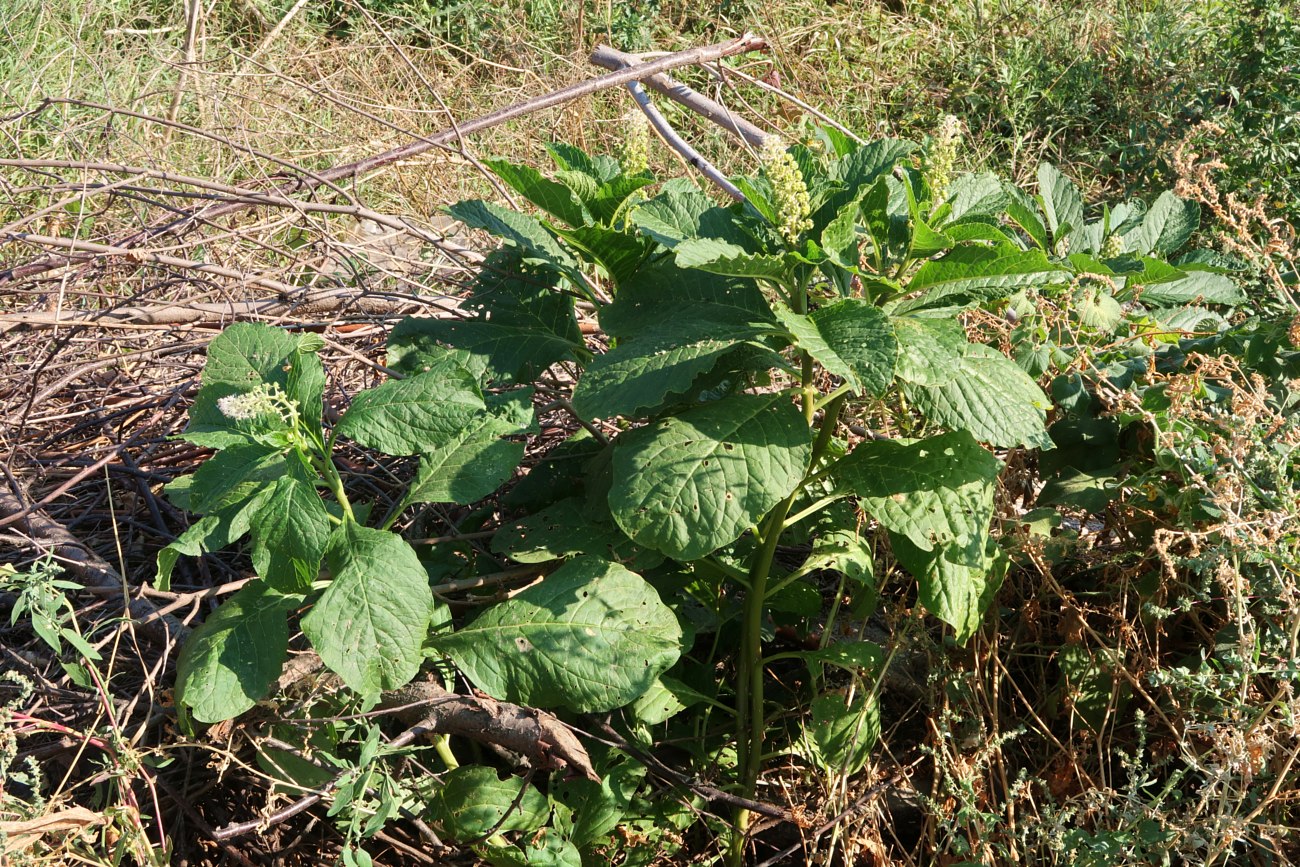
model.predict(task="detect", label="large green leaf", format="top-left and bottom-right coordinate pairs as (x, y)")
top-left (819, 201), bottom-right (861, 270)
top-left (1004, 183), bottom-right (1050, 250)
top-left (388, 258), bottom-right (579, 385)
top-left (447, 199), bottom-right (577, 270)
top-left (590, 174), bottom-right (657, 225)
top-left (187, 443), bottom-right (286, 514)
top-left (608, 393), bottom-right (812, 559)
top-left (597, 257), bottom-right (775, 340)
top-left (944, 173), bottom-right (1008, 223)
top-left (402, 412), bottom-right (524, 506)
top-left (249, 472), bottom-right (332, 590)
top-left (334, 369), bottom-right (485, 456)
top-left (833, 138), bottom-right (918, 190)
top-left (301, 522), bottom-right (438, 694)
top-left (896, 246), bottom-right (1067, 312)
top-left (491, 498), bottom-right (660, 569)
top-left (630, 188), bottom-right (714, 248)
top-left (893, 532), bottom-right (1006, 644)
top-left (430, 766), bottom-right (549, 841)
top-left (799, 691), bottom-right (879, 776)
top-left (176, 583), bottom-right (300, 722)
top-left (485, 158), bottom-right (592, 227)
top-left (834, 430), bottom-right (1001, 553)
top-left (1128, 191), bottom-right (1199, 257)
top-left (434, 557), bottom-right (683, 712)
top-left (572, 319), bottom-right (768, 419)
top-left (1038, 163), bottom-right (1084, 244)
top-left (461, 250), bottom-right (581, 341)
top-left (891, 316), bottom-right (967, 386)
top-left (546, 142), bottom-right (621, 183)
top-left (201, 322), bottom-right (300, 389)
top-left (673, 238), bottom-right (788, 280)
top-left (904, 343), bottom-right (1054, 449)
top-left (551, 224), bottom-right (650, 286)
top-left (1136, 271), bottom-right (1246, 307)
top-left (389, 318), bottom-right (578, 386)
top-left (776, 301), bottom-right (898, 395)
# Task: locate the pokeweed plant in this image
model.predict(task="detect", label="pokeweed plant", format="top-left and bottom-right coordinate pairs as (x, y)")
top-left (160, 129), bottom-right (1244, 862)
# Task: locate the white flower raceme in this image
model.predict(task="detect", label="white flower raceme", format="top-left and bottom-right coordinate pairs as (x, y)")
top-left (619, 109), bottom-right (650, 176)
top-left (925, 114), bottom-right (962, 205)
top-left (760, 136), bottom-right (813, 247)
top-left (216, 382), bottom-right (294, 423)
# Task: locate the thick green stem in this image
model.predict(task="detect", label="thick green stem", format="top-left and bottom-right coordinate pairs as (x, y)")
top-left (731, 306), bottom-right (849, 863)
top-left (319, 430), bottom-right (356, 524)
top-left (730, 488), bottom-right (796, 864)
top-left (433, 735), bottom-right (459, 771)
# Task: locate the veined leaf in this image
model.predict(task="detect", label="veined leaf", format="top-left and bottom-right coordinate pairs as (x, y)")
top-left (904, 343), bottom-right (1053, 449)
top-left (431, 766), bottom-right (549, 840)
top-left (250, 472), bottom-right (331, 590)
top-left (176, 583), bottom-right (301, 722)
top-left (944, 173), bottom-right (1008, 223)
top-left (609, 393), bottom-right (812, 560)
top-left (552, 756), bottom-right (645, 846)
top-left (777, 300), bottom-right (898, 395)
top-left (599, 258), bottom-right (775, 339)
top-left (492, 498), bottom-right (660, 569)
top-left (335, 369), bottom-right (485, 456)
top-left (573, 319), bottom-right (771, 420)
top-left (630, 188), bottom-right (715, 248)
top-left (187, 443), bottom-right (286, 514)
top-left (302, 522), bottom-right (439, 695)
top-left (1135, 271), bottom-right (1246, 307)
top-left (546, 142), bottom-right (620, 183)
top-left (896, 246), bottom-right (1067, 312)
top-left (893, 532), bottom-right (1006, 644)
top-left (402, 412), bottom-right (524, 506)
top-left (1071, 283), bottom-right (1124, 330)
top-left (833, 430), bottom-right (1001, 553)
top-left (434, 557), bottom-right (683, 712)
top-left (484, 158), bottom-right (592, 227)
top-left (447, 199), bottom-right (577, 270)
top-left (551, 224), bottom-right (649, 287)
top-left (1038, 163), bottom-right (1084, 245)
top-left (590, 174), bottom-right (656, 225)
top-left (390, 319), bottom-right (579, 385)
top-left (800, 691), bottom-right (879, 776)
top-left (1128, 191), bottom-right (1199, 257)
top-left (834, 138), bottom-right (918, 190)
top-left (891, 316), bottom-right (966, 386)
top-left (673, 238), bottom-right (788, 280)
top-left (1004, 183), bottom-right (1049, 251)
top-left (819, 201), bottom-right (861, 270)
top-left (201, 321), bottom-right (301, 389)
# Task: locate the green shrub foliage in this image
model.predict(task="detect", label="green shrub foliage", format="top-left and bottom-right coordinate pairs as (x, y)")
top-left (161, 130), bottom-right (1252, 860)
